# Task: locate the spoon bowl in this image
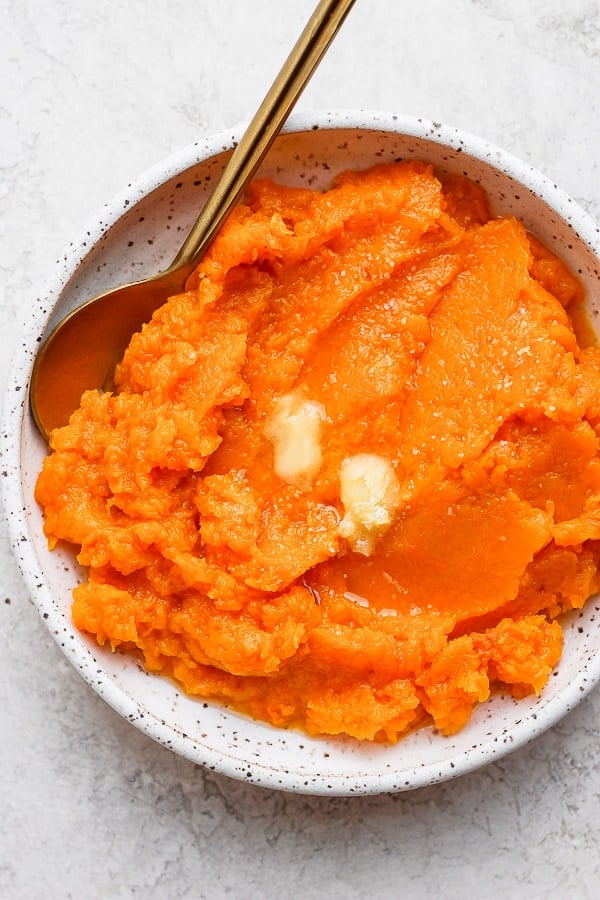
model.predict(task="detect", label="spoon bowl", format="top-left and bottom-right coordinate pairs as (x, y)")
top-left (30, 265), bottom-right (195, 435)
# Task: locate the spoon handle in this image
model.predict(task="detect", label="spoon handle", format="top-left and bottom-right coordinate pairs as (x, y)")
top-left (169, 0), bottom-right (356, 274)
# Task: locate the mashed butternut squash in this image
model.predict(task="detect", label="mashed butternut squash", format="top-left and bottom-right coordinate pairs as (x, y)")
top-left (36, 161), bottom-right (600, 742)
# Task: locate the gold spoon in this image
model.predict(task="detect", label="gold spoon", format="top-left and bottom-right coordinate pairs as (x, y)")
top-left (30, 0), bottom-right (356, 441)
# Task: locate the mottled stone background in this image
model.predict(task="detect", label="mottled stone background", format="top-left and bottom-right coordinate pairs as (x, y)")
top-left (2, 1), bottom-right (599, 897)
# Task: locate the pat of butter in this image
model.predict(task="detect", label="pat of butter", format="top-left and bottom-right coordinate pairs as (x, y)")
top-left (264, 392), bottom-right (326, 488)
top-left (338, 454), bottom-right (401, 555)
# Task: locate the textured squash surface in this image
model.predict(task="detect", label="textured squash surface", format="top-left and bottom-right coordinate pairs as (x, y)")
top-left (36, 162), bottom-right (600, 742)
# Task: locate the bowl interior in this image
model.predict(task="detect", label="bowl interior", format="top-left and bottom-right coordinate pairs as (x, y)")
top-left (9, 113), bottom-right (600, 795)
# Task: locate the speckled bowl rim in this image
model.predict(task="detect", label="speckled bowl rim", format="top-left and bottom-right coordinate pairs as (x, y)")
top-left (4, 109), bottom-right (600, 796)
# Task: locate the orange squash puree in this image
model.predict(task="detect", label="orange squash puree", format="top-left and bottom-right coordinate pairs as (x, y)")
top-left (35, 161), bottom-right (600, 742)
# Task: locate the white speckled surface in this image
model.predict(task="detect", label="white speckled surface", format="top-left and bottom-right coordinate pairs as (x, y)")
top-left (2, 0), bottom-right (600, 896)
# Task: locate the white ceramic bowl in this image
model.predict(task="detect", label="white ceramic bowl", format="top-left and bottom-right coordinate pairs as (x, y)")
top-left (4, 110), bottom-right (600, 796)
